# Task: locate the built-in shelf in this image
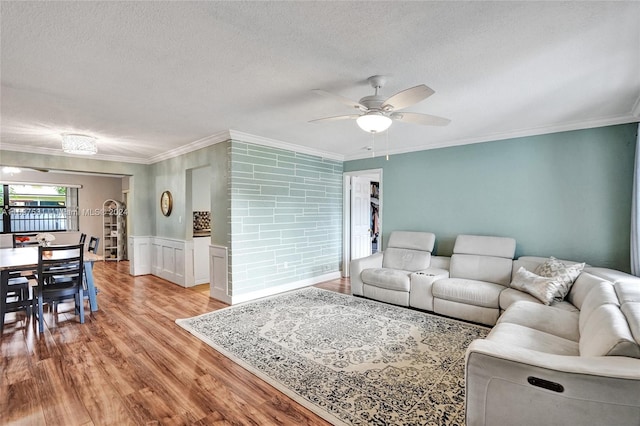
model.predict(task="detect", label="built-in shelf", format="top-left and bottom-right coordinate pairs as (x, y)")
top-left (103, 199), bottom-right (126, 261)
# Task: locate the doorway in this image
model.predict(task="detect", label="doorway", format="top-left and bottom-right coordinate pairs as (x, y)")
top-left (343, 169), bottom-right (383, 277)
top-left (188, 166), bottom-right (212, 287)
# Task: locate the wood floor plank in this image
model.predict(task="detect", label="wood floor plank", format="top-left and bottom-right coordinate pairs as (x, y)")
top-left (0, 261), bottom-right (344, 425)
top-left (33, 357), bottom-right (93, 425)
top-left (63, 342), bottom-right (134, 425)
top-left (1, 329), bottom-right (33, 386)
top-left (122, 386), bottom-right (182, 425)
top-left (0, 377), bottom-right (46, 425)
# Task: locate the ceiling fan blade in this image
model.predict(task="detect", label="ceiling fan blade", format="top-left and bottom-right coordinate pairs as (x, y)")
top-left (381, 85), bottom-right (435, 111)
top-left (392, 112), bottom-right (451, 126)
top-left (312, 89), bottom-right (367, 111)
top-left (309, 114), bottom-right (360, 123)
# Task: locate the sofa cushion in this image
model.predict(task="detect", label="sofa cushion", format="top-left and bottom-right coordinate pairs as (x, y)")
top-left (583, 267), bottom-right (639, 284)
top-left (568, 272), bottom-right (610, 310)
top-left (486, 323), bottom-right (579, 356)
top-left (450, 255), bottom-right (513, 286)
top-left (510, 267), bottom-right (565, 305)
top-left (382, 248), bottom-right (431, 271)
top-left (387, 231), bottom-right (435, 252)
top-left (499, 287), bottom-right (541, 310)
top-left (361, 268), bottom-right (412, 292)
top-left (621, 303), bottom-right (640, 344)
top-left (615, 282), bottom-right (640, 304)
top-left (511, 256), bottom-right (586, 280)
top-left (497, 301), bottom-right (580, 342)
top-left (579, 282), bottom-right (619, 333)
top-left (534, 257), bottom-right (585, 300)
top-left (432, 278), bottom-right (503, 309)
top-left (549, 300), bottom-right (579, 313)
top-left (453, 234), bottom-right (516, 258)
top-left (501, 288), bottom-right (579, 312)
top-left (579, 304), bottom-right (640, 358)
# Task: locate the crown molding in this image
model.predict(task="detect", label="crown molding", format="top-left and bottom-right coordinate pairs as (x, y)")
top-left (145, 130), bottom-right (231, 164)
top-left (0, 143), bottom-right (150, 164)
top-left (3, 113), bottom-right (636, 166)
top-left (145, 129), bottom-right (344, 164)
top-left (228, 130), bottom-right (344, 161)
top-left (344, 114), bottom-right (640, 161)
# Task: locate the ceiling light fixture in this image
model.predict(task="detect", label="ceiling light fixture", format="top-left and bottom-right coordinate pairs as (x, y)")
top-left (356, 112), bottom-right (392, 133)
top-left (61, 134), bottom-right (98, 155)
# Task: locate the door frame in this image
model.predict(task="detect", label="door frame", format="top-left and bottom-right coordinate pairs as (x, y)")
top-left (343, 168), bottom-right (383, 277)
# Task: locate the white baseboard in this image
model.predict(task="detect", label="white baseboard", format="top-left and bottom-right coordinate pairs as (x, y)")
top-left (229, 271), bottom-right (341, 305)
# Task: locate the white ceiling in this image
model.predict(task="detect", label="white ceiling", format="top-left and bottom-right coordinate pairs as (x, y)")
top-left (1, 1), bottom-right (639, 164)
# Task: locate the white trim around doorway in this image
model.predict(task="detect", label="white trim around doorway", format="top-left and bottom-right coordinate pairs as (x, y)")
top-left (342, 168), bottom-right (383, 277)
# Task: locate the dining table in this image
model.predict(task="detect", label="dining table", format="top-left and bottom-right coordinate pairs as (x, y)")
top-left (0, 246), bottom-right (103, 329)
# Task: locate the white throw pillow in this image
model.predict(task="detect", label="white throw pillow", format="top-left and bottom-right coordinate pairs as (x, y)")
top-left (534, 257), bottom-right (585, 300)
top-left (510, 267), bottom-right (563, 305)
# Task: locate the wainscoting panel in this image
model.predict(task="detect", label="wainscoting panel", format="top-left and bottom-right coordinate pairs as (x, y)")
top-left (130, 236), bottom-right (203, 287)
top-left (210, 245), bottom-right (231, 304)
top-left (193, 237), bottom-right (210, 285)
top-left (129, 236), bottom-right (151, 276)
top-left (147, 237), bottom-right (187, 287)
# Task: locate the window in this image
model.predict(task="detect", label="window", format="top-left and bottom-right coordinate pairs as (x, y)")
top-left (0, 184), bottom-right (79, 233)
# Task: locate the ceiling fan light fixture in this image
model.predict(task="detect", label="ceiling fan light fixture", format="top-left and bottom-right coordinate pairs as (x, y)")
top-left (61, 134), bottom-right (98, 155)
top-left (356, 113), bottom-right (392, 133)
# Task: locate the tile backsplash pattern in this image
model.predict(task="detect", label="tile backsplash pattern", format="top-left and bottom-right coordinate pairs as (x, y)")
top-left (193, 211), bottom-right (211, 231)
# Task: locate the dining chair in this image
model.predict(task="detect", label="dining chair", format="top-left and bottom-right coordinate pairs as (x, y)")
top-left (33, 244), bottom-right (85, 333)
top-left (12, 233), bottom-right (40, 248)
top-left (1, 274), bottom-right (31, 332)
top-left (85, 236), bottom-right (101, 296)
top-left (79, 233), bottom-right (87, 246)
top-left (88, 236), bottom-right (100, 254)
top-left (11, 233), bottom-right (38, 282)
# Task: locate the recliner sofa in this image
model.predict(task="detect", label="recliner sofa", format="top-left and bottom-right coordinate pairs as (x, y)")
top-left (431, 234), bottom-right (516, 325)
top-left (465, 257), bottom-right (640, 426)
top-left (350, 232), bottom-right (640, 425)
top-left (352, 232), bottom-right (518, 326)
top-left (350, 231), bottom-right (449, 307)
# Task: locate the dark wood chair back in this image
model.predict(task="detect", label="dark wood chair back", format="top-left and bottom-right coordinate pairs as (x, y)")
top-left (12, 233), bottom-right (40, 248)
top-left (34, 244), bottom-right (85, 333)
top-left (79, 233), bottom-right (87, 245)
top-left (88, 236), bottom-right (100, 254)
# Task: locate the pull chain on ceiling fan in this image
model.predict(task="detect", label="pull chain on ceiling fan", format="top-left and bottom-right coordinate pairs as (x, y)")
top-left (310, 75), bottom-right (451, 133)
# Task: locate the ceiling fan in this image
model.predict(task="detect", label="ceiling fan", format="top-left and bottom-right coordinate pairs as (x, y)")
top-left (310, 75), bottom-right (451, 133)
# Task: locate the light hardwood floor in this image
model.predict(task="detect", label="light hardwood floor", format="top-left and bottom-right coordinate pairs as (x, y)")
top-left (0, 261), bottom-right (350, 425)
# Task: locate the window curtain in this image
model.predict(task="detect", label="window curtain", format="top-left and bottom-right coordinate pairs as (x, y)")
top-left (66, 187), bottom-right (79, 231)
top-left (631, 123), bottom-right (640, 276)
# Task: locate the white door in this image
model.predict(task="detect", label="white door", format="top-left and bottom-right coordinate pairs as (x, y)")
top-left (350, 176), bottom-right (372, 260)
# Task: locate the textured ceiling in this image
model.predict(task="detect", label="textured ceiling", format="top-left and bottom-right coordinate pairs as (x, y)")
top-left (1, 1), bottom-right (639, 163)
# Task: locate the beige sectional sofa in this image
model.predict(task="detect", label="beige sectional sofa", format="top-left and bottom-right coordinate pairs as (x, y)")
top-left (351, 232), bottom-right (520, 326)
top-left (466, 259), bottom-right (640, 426)
top-left (350, 232), bottom-right (640, 425)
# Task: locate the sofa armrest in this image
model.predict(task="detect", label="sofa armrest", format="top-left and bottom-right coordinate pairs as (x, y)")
top-left (467, 339), bottom-right (640, 378)
top-left (350, 252), bottom-right (383, 296)
top-left (466, 339), bottom-right (640, 426)
top-left (409, 267), bottom-right (449, 311)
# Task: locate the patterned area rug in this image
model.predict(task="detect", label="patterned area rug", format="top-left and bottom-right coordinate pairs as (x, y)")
top-left (176, 287), bottom-right (489, 425)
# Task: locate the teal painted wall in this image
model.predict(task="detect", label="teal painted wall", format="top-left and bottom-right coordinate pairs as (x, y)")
top-left (345, 123), bottom-right (638, 272)
top-left (229, 141), bottom-right (343, 296)
top-left (150, 141), bottom-right (230, 242)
